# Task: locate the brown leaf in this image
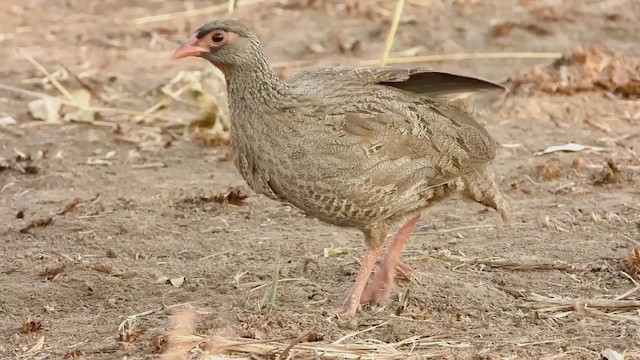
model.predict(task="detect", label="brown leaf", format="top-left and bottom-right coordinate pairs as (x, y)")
top-left (535, 161), bottom-right (564, 181)
top-left (65, 349), bottom-right (84, 358)
top-left (118, 324), bottom-right (145, 343)
top-left (179, 187), bottom-right (249, 206)
top-left (593, 159), bottom-right (623, 186)
top-left (214, 187), bottom-right (249, 206)
top-left (490, 22), bottom-right (552, 38)
top-left (510, 45), bottom-right (640, 98)
top-left (20, 216), bottom-right (54, 233)
top-left (21, 316), bottom-right (42, 334)
top-left (92, 261), bottom-right (116, 275)
top-left (57, 197), bottom-right (82, 216)
top-left (626, 245), bottom-right (640, 277)
top-left (39, 262), bottom-right (67, 280)
top-left (151, 335), bottom-right (168, 354)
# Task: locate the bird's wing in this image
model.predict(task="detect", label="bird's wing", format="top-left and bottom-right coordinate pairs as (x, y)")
top-left (288, 66), bottom-right (505, 99)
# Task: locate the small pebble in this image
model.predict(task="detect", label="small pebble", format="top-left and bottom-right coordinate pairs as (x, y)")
top-left (106, 249), bottom-right (117, 258)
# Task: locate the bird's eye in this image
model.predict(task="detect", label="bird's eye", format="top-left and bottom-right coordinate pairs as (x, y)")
top-left (211, 32), bottom-right (225, 43)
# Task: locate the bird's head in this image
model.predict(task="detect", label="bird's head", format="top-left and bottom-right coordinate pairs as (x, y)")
top-left (172, 19), bottom-right (259, 74)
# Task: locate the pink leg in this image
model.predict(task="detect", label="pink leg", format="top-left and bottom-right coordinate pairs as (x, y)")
top-left (361, 216), bottom-right (419, 304)
top-left (330, 246), bottom-right (383, 317)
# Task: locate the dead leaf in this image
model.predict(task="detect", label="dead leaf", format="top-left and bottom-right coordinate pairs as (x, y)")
top-left (323, 246), bottom-right (348, 258)
top-left (21, 315), bottom-right (42, 334)
top-left (490, 22), bottom-right (552, 38)
top-left (308, 43), bottom-right (325, 54)
top-left (338, 33), bottom-right (360, 53)
top-left (157, 276), bottom-right (185, 288)
top-left (39, 262), bottom-right (67, 280)
top-left (600, 349), bottom-right (624, 360)
top-left (92, 261), bottom-right (116, 275)
top-left (20, 216), bottom-right (54, 233)
top-left (187, 113), bottom-right (229, 147)
top-left (0, 157), bottom-right (9, 172)
top-left (28, 97), bottom-right (62, 123)
top-left (21, 336), bottom-right (45, 358)
top-left (535, 161), bottom-right (564, 181)
top-left (510, 45), bottom-right (640, 98)
top-left (57, 197), bottom-right (82, 215)
top-left (593, 159), bottom-right (624, 186)
top-left (65, 349), bottom-right (84, 358)
top-left (179, 187), bottom-right (249, 206)
top-left (572, 158), bottom-right (588, 169)
top-left (626, 245), bottom-right (640, 277)
top-left (0, 116), bottom-right (17, 126)
top-left (169, 276), bottom-right (185, 288)
top-left (213, 187), bottom-right (249, 206)
top-left (534, 142), bottom-right (608, 156)
top-left (62, 89), bottom-right (95, 123)
top-left (118, 322), bottom-right (145, 343)
top-left (152, 335), bottom-right (168, 354)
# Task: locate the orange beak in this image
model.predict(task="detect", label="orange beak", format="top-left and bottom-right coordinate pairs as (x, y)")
top-left (172, 35), bottom-right (209, 60)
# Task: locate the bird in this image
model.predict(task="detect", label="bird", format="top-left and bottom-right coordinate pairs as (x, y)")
top-left (173, 19), bottom-right (511, 317)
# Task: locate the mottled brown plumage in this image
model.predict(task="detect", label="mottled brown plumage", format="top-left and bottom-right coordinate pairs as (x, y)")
top-left (174, 19), bottom-right (511, 317)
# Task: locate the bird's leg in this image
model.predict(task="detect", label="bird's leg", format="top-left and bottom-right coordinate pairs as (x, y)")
top-left (330, 225), bottom-right (387, 317)
top-left (361, 216), bottom-right (420, 305)
top-left (330, 246), bottom-right (383, 317)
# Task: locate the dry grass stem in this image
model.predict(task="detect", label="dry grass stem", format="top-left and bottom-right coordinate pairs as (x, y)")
top-left (262, 251), bottom-right (281, 312)
top-left (279, 327), bottom-right (316, 360)
top-left (380, 0), bottom-right (406, 66)
top-left (332, 321), bottom-right (390, 345)
top-left (19, 50), bottom-right (75, 102)
top-left (526, 293), bottom-right (640, 310)
top-left (435, 250), bottom-right (580, 272)
top-left (131, 0), bottom-right (267, 25)
top-left (0, 83), bottom-right (174, 121)
top-left (271, 52), bottom-right (563, 69)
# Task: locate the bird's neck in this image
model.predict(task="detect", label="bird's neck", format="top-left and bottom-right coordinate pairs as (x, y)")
top-left (223, 52), bottom-right (291, 113)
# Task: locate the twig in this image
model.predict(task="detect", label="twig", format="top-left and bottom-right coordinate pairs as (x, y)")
top-left (526, 293), bottom-right (640, 310)
top-left (248, 277), bottom-right (310, 292)
top-left (437, 224), bottom-right (495, 234)
top-left (57, 197), bottom-right (82, 216)
top-left (614, 285), bottom-right (640, 301)
top-left (380, 0), bottom-right (406, 66)
top-left (228, 0), bottom-right (237, 16)
top-left (271, 52), bottom-right (563, 69)
top-left (130, 0), bottom-right (267, 25)
top-left (265, 251), bottom-right (281, 312)
top-left (118, 301), bottom-right (199, 331)
top-left (19, 50), bottom-right (75, 102)
top-left (20, 217), bottom-right (54, 233)
top-left (78, 343), bottom-right (120, 354)
top-left (62, 64), bottom-right (106, 101)
top-left (279, 327), bottom-right (315, 360)
top-left (332, 320), bottom-right (390, 345)
top-left (434, 250), bottom-right (578, 272)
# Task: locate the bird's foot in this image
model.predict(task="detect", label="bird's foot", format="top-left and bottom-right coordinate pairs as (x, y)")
top-left (396, 260), bottom-right (414, 279)
top-left (328, 300), bottom-right (360, 318)
top-left (361, 255), bottom-right (402, 305)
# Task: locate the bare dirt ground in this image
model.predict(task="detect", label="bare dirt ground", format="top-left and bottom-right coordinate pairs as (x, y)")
top-left (1, 0), bottom-right (639, 359)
